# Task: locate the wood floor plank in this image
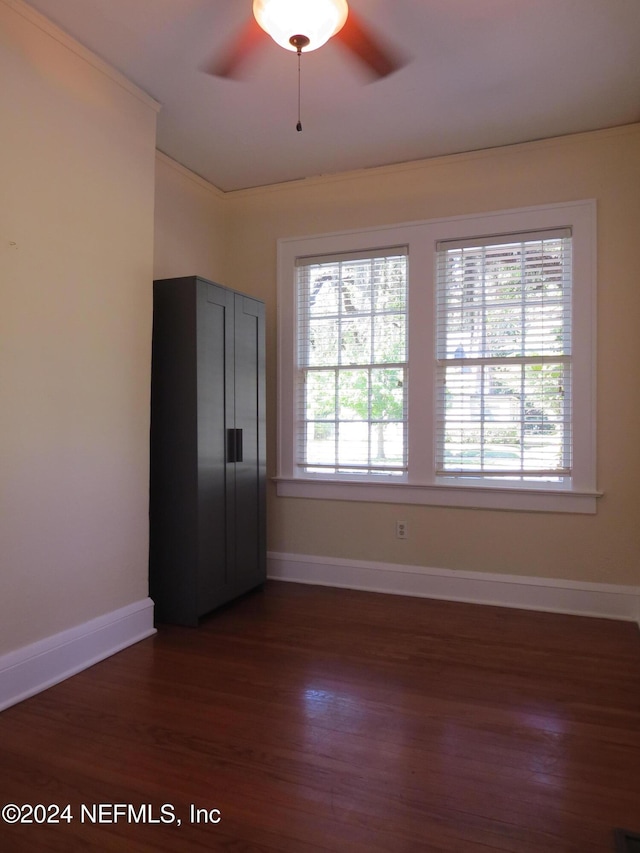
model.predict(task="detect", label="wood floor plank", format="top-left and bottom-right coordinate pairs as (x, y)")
top-left (1, 581), bottom-right (639, 851)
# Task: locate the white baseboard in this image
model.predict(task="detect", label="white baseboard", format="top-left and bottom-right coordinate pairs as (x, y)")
top-left (268, 552), bottom-right (640, 625)
top-left (0, 598), bottom-right (156, 712)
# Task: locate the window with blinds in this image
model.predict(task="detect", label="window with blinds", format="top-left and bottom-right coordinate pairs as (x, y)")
top-left (295, 247), bottom-right (408, 475)
top-left (435, 229), bottom-right (573, 480)
top-left (278, 201), bottom-right (595, 511)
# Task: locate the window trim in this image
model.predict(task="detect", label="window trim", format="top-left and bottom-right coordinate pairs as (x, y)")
top-left (276, 200), bottom-right (599, 513)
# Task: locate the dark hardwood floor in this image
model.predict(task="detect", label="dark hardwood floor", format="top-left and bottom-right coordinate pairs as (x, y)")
top-left (1, 581), bottom-right (639, 852)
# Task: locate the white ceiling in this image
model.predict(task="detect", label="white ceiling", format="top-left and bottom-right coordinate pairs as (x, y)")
top-left (23, 0), bottom-right (640, 192)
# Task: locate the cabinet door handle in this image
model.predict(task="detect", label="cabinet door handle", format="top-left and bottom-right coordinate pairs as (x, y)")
top-left (227, 428), bottom-right (243, 463)
top-left (227, 428), bottom-right (236, 463)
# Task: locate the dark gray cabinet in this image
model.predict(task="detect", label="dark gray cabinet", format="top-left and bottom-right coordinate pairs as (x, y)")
top-left (149, 276), bottom-right (266, 625)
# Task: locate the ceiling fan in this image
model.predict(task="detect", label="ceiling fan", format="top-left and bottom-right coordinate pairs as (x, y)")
top-left (204, 0), bottom-right (404, 81)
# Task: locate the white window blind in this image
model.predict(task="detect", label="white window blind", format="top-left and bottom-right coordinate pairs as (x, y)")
top-left (435, 228), bottom-right (573, 480)
top-left (295, 247), bottom-right (408, 475)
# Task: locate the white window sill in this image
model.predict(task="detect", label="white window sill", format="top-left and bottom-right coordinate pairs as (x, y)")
top-left (274, 476), bottom-right (601, 514)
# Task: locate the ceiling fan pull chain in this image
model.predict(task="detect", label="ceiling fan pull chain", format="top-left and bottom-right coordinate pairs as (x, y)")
top-left (296, 45), bottom-right (303, 132)
top-left (288, 35), bottom-right (309, 132)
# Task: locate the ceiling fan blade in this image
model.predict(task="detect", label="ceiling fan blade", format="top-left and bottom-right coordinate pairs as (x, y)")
top-left (336, 9), bottom-right (405, 79)
top-left (201, 16), bottom-right (265, 78)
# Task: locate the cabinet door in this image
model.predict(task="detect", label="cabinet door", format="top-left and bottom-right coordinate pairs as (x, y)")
top-left (196, 282), bottom-right (235, 615)
top-left (232, 294), bottom-right (266, 592)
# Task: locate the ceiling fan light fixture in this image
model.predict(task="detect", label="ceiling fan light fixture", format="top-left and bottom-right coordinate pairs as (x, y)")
top-left (252, 0), bottom-right (349, 53)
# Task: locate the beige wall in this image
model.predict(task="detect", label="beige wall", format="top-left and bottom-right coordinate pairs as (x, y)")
top-left (0, 1), bottom-right (158, 654)
top-left (220, 125), bottom-right (640, 587)
top-left (153, 153), bottom-right (228, 283)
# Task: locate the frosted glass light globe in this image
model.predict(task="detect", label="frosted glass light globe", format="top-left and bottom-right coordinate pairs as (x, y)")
top-left (253, 0), bottom-right (349, 52)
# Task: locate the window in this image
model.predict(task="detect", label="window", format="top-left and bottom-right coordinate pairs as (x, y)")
top-left (435, 230), bottom-right (572, 482)
top-left (296, 248), bottom-right (408, 476)
top-left (277, 201), bottom-right (598, 512)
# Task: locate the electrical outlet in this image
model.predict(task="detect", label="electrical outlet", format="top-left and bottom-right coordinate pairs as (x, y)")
top-left (396, 520), bottom-right (408, 539)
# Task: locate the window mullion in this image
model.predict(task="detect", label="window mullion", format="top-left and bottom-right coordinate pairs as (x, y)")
top-left (368, 259), bottom-right (374, 471)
